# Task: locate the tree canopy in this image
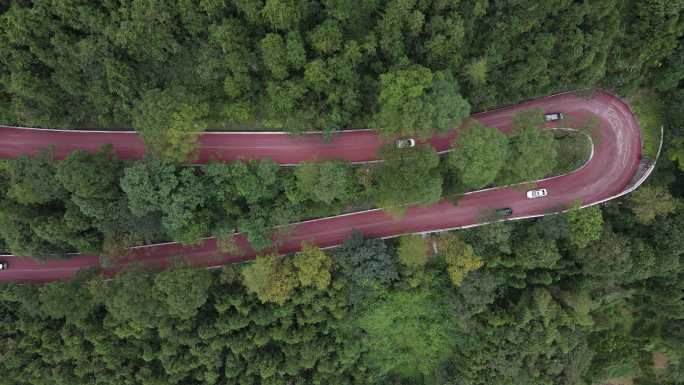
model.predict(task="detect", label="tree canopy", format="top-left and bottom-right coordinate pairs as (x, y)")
top-left (448, 122), bottom-right (509, 189)
top-left (500, 110), bottom-right (559, 184)
top-left (132, 87), bottom-right (209, 163)
top-left (0, 0), bottom-right (677, 135)
top-left (2, 2), bottom-right (684, 384)
top-left (374, 66), bottom-right (470, 138)
top-left (372, 145), bottom-right (442, 210)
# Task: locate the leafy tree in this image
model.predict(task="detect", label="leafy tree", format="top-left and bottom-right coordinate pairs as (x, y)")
top-left (38, 273), bottom-right (97, 325)
top-left (397, 234), bottom-right (430, 268)
top-left (454, 268), bottom-right (506, 316)
top-left (55, 146), bottom-right (134, 236)
top-left (606, 0), bottom-right (684, 90)
top-left (0, 262), bottom-right (372, 384)
top-left (154, 266), bottom-right (214, 320)
top-left (120, 158), bottom-right (209, 244)
top-left (206, 18), bottom-right (257, 122)
top-left (260, 33), bottom-right (290, 80)
top-left (201, 161), bottom-right (238, 202)
top-left (500, 110), bottom-right (558, 184)
top-left (448, 122), bottom-right (509, 189)
top-left (288, 160), bottom-right (354, 205)
top-left (652, 40), bottom-right (684, 92)
top-left (437, 234), bottom-right (483, 286)
top-left (669, 138), bottom-right (684, 171)
top-left (300, 40), bottom-right (366, 132)
top-left (133, 87), bottom-right (209, 163)
top-left (0, 203), bottom-right (67, 258)
top-left (449, 283), bottom-right (595, 385)
top-left (241, 254), bottom-right (298, 304)
top-left (262, 79), bottom-right (310, 129)
top-left (292, 243), bottom-right (334, 290)
top-left (56, 146), bottom-right (122, 200)
top-left (565, 204), bottom-right (604, 249)
top-left (260, 33), bottom-right (306, 79)
top-left (120, 156), bottom-right (178, 217)
top-left (0, 150), bottom-right (122, 255)
top-left (5, 151), bottom-right (65, 205)
top-left (373, 145), bottom-right (442, 210)
top-left (160, 168), bottom-right (210, 244)
top-left (309, 19), bottom-right (343, 55)
top-left (456, 1), bottom-right (623, 107)
top-left (29, 204), bottom-right (102, 253)
top-left (91, 272), bottom-right (165, 338)
top-left (513, 236), bottom-right (562, 271)
top-left (465, 58), bottom-right (488, 85)
top-left (649, 215), bottom-right (684, 280)
top-left (577, 228), bottom-right (633, 281)
top-left (230, 159), bottom-right (280, 205)
top-left (260, 0), bottom-right (307, 30)
top-left (236, 202), bottom-right (294, 251)
top-left (358, 289), bottom-right (457, 382)
top-left (666, 89), bottom-right (684, 170)
top-left (0, 0), bottom-right (678, 134)
top-left (588, 325), bottom-right (642, 382)
top-left (374, 66), bottom-right (469, 138)
top-left (628, 185), bottom-right (677, 224)
top-left (335, 232), bottom-right (399, 307)
top-left (430, 71), bottom-right (471, 133)
top-left (462, 221), bottom-right (514, 255)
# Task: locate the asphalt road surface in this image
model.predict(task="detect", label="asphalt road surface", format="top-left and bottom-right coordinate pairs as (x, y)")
top-left (0, 90), bottom-right (642, 283)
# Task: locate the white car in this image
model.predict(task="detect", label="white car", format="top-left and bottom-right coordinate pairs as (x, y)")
top-left (0, 261), bottom-right (7, 270)
top-left (544, 112), bottom-right (564, 122)
top-left (396, 138), bottom-right (416, 148)
top-left (526, 188), bottom-right (548, 199)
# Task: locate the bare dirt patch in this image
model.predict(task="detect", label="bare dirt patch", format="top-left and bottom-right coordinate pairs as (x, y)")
top-left (653, 352), bottom-right (669, 370)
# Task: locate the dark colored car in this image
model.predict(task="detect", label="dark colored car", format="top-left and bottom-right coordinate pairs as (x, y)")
top-left (495, 208), bottom-right (513, 218)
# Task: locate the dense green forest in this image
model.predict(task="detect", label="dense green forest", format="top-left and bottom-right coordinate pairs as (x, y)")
top-left (0, 0), bottom-right (682, 158)
top-left (2, 1), bottom-right (684, 385)
top-left (1, 177), bottom-right (683, 385)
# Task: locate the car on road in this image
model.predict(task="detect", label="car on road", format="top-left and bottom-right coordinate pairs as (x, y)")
top-left (526, 188), bottom-right (548, 199)
top-left (396, 138), bottom-right (416, 148)
top-left (0, 261), bottom-right (7, 270)
top-left (495, 208), bottom-right (513, 218)
top-left (544, 112), bottom-right (564, 121)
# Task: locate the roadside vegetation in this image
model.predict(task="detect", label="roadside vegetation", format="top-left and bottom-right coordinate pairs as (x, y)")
top-left (553, 130), bottom-right (593, 175)
top-left (1, 181), bottom-right (683, 385)
top-left (2, 1), bottom-right (684, 385)
top-left (630, 90), bottom-right (665, 158)
top-left (0, 109), bottom-right (577, 258)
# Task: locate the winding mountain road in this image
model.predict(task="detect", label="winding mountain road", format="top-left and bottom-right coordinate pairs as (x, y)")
top-left (0, 90), bottom-right (645, 283)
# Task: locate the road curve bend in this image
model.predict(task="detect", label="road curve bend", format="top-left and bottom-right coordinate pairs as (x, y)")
top-left (0, 90), bottom-right (643, 283)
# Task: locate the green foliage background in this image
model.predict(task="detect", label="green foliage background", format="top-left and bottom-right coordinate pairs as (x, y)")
top-left (1, 1), bottom-right (684, 385)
